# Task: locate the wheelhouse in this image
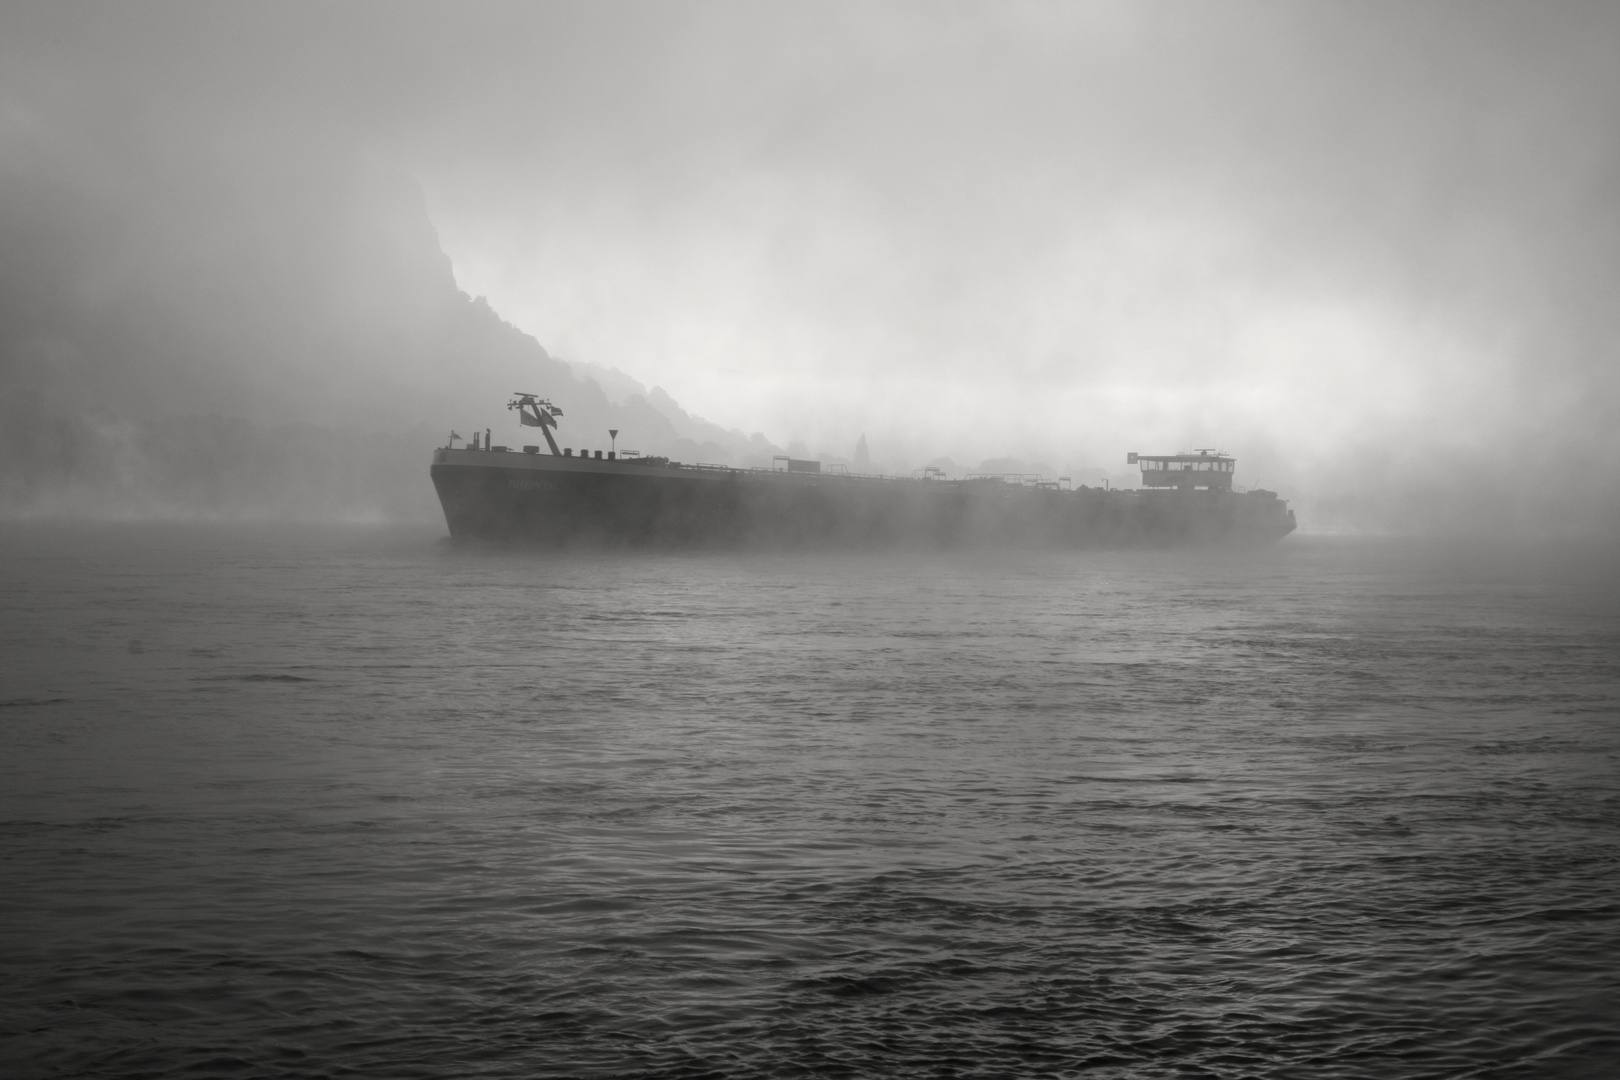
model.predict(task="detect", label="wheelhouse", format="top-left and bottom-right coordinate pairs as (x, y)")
top-left (1126, 449), bottom-right (1234, 490)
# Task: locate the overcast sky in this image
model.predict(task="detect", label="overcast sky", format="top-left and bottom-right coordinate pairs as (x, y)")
top-left (4, 1), bottom-right (1617, 525)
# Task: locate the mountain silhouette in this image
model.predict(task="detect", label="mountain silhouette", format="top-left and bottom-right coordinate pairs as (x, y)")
top-left (0, 142), bottom-right (778, 519)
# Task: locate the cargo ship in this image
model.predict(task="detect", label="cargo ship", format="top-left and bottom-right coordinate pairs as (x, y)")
top-left (430, 394), bottom-right (1296, 547)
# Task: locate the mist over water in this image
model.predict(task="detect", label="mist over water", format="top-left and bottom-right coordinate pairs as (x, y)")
top-left (3, 5), bottom-right (1620, 1077)
top-left (2, 3), bottom-right (1617, 533)
top-left (3, 526), bottom-right (1616, 1076)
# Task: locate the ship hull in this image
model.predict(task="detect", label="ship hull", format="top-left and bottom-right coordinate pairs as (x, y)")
top-left (430, 449), bottom-right (1296, 548)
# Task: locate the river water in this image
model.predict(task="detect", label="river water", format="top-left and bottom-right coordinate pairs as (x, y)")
top-left (1, 524), bottom-right (1617, 1078)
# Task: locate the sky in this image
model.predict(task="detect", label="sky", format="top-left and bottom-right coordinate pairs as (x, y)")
top-left (3, 1), bottom-right (1617, 529)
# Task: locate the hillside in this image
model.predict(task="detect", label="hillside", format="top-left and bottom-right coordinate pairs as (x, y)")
top-left (0, 146), bottom-right (780, 521)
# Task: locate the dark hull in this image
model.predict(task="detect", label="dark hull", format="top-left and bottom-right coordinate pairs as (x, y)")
top-left (430, 449), bottom-right (1296, 548)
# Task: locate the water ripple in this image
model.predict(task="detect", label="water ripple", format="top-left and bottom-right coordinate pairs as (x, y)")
top-left (1, 527), bottom-right (1617, 1077)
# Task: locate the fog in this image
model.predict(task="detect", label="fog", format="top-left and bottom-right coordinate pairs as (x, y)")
top-left (2, 2), bottom-right (1616, 531)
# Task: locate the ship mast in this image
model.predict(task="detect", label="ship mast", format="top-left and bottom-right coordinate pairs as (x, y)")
top-left (508, 393), bottom-right (564, 455)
